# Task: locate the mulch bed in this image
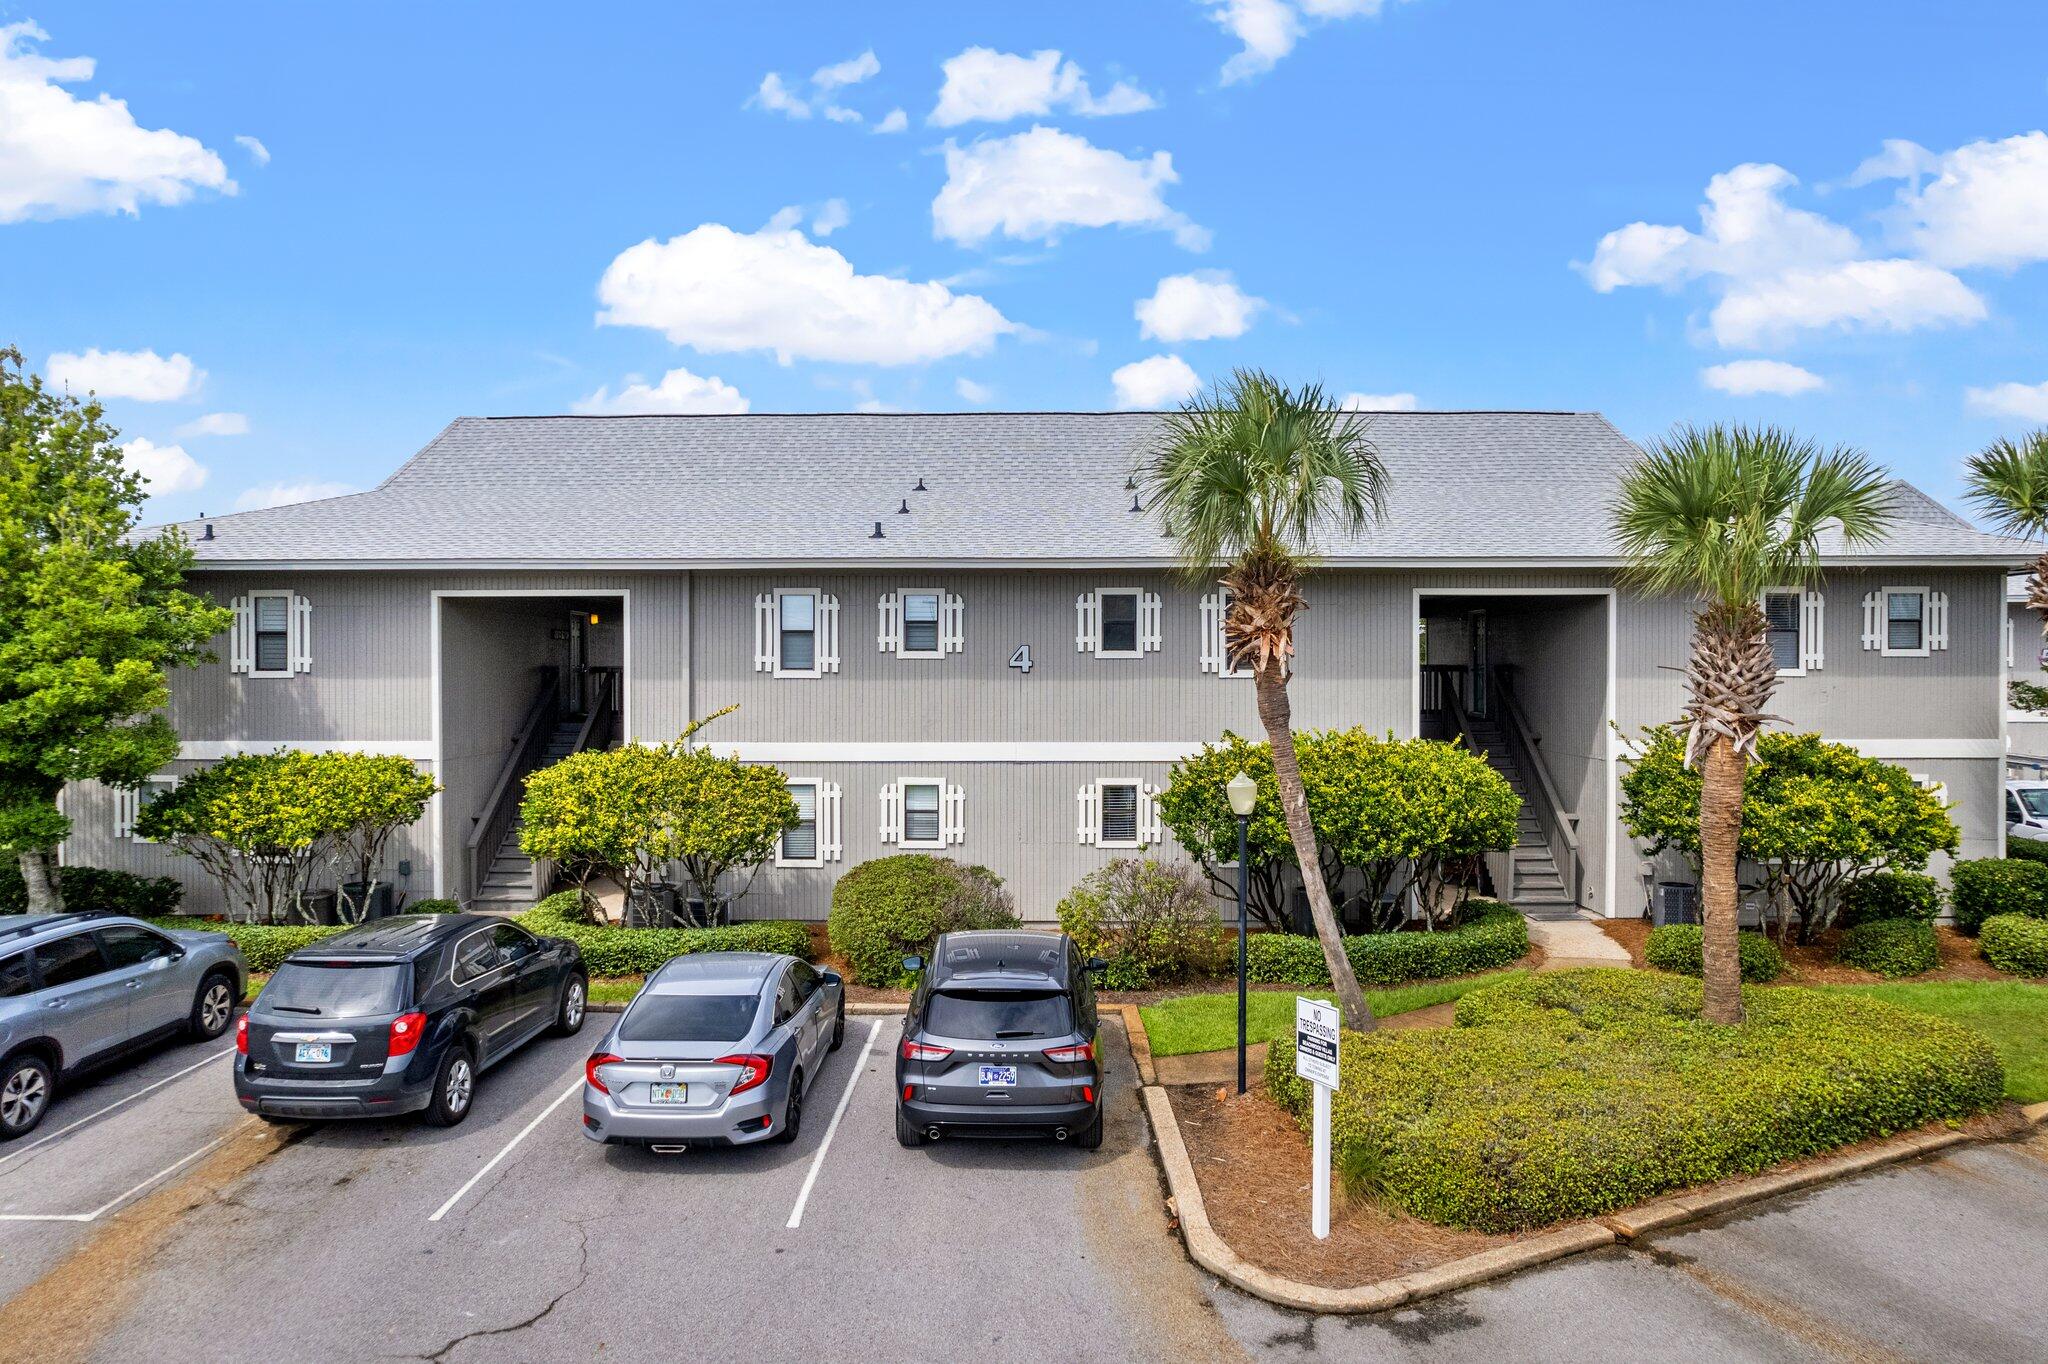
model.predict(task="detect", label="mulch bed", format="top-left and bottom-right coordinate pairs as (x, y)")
top-left (1597, 916), bottom-right (2012, 984)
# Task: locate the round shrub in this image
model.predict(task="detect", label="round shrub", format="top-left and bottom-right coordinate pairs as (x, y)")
top-left (1055, 858), bottom-right (1225, 990)
top-left (1950, 857), bottom-right (2048, 934)
top-left (828, 855), bottom-right (1019, 987)
top-left (1837, 872), bottom-right (1941, 929)
top-left (1644, 923), bottom-right (1784, 983)
top-left (1980, 913), bottom-right (2048, 977)
top-left (1836, 918), bottom-right (1939, 978)
top-left (1244, 906), bottom-right (1527, 987)
top-left (2, 863), bottom-right (183, 917)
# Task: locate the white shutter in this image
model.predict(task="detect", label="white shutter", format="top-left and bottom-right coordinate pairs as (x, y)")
top-left (754, 593), bottom-right (776, 672)
top-left (818, 594), bottom-right (840, 673)
top-left (1862, 591), bottom-right (1881, 651)
top-left (2007, 615), bottom-right (2016, 670)
top-left (289, 594), bottom-right (313, 674)
top-left (1801, 590), bottom-right (1825, 672)
top-left (1076, 784), bottom-right (1099, 845)
top-left (877, 591), bottom-right (902, 653)
top-left (113, 787), bottom-right (140, 841)
top-left (1199, 591), bottom-right (1224, 675)
top-left (1075, 591), bottom-right (1097, 652)
top-left (879, 781), bottom-right (902, 845)
top-left (1139, 591), bottom-right (1163, 653)
top-left (1138, 781), bottom-right (1162, 847)
top-left (942, 783), bottom-right (966, 845)
top-left (229, 596), bottom-right (253, 674)
top-left (820, 782), bottom-right (843, 862)
top-left (1928, 591), bottom-right (1949, 651)
top-left (940, 591), bottom-right (965, 654)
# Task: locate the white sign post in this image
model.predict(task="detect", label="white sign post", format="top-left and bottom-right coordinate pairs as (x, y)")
top-left (1294, 996), bottom-right (1341, 1241)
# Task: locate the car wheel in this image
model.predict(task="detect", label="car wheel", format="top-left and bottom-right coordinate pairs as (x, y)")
top-left (422, 1045), bottom-right (476, 1128)
top-left (0, 1055), bottom-right (53, 1140)
top-left (895, 1106), bottom-right (924, 1148)
top-left (1073, 1105), bottom-right (1104, 1151)
top-left (189, 971), bottom-right (238, 1042)
top-left (828, 1001), bottom-right (845, 1052)
top-left (549, 975), bottom-right (588, 1037)
top-left (776, 1072), bottom-right (804, 1144)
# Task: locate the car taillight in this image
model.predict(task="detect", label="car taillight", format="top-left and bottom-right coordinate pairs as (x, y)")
top-left (719, 1054), bottom-right (772, 1096)
top-left (1044, 1041), bottom-right (1094, 1064)
top-left (388, 1011), bottom-right (427, 1058)
top-left (899, 1038), bottom-right (953, 1062)
top-left (235, 1015), bottom-right (248, 1055)
top-left (586, 1052), bottom-right (622, 1094)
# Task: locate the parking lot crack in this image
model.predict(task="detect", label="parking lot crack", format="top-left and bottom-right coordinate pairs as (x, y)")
top-left (412, 1219), bottom-right (591, 1363)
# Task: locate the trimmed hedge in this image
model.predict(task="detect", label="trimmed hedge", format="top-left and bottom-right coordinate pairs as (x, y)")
top-left (517, 893), bottom-right (812, 976)
top-left (409, 898), bottom-right (462, 914)
top-left (1244, 905), bottom-right (1528, 988)
top-left (2001, 837), bottom-right (2048, 867)
top-left (1264, 969), bottom-right (2004, 1232)
top-left (1838, 872), bottom-right (1942, 928)
top-left (144, 919), bottom-right (346, 972)
top-left (827, 855), bottom-right (1019, 987)
top-left (1980, 913), bottom-right (2048, 977)
top-left (1644, 923), bottom-right (1785, 983)
top-left (3, 864), bottom-right (183, 918)
top-left (1950, 858), bottom-right (2048, 935)
top-left (1836, 918), bottom-right (1939, 978)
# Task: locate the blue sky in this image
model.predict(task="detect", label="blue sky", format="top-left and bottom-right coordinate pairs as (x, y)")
top-left (7, 1), bottom-right (2048, 523)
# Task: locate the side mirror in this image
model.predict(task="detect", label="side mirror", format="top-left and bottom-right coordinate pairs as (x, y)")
top-left (820, 968), bottom-right (842, 986)
top-left (1086, 956), bottom-right (1108, 975)
top-left (901, 954), bottom-right (924, 974)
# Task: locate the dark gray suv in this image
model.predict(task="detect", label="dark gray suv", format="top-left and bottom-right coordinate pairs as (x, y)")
top-left (894, 931), bottom-right (1104, 1149)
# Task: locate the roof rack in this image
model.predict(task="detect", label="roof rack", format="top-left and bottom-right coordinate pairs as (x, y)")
top-left (0, 909), bottom-right (125, 945)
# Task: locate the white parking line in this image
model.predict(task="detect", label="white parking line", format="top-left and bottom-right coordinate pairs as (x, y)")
top-left (0, 1045), bottom-right (234, 1172)
top-left (785, 1018), bottom-right (883, 1231)
top-left (427, 1074), bottom-right (585, 1223)
top-left (0, 1126), bottom-right (242, 1222)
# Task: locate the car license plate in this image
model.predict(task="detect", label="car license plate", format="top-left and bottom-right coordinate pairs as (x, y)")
top-left (648, 1083), bottom-right (688, 1105)
top-left (294, 1042), bottom-right (332, 1064)
top-left (978, 1065), bottom-right (1016, 1087)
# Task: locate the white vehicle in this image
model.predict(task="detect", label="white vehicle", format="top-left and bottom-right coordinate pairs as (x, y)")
top-left (2005, 781), bottom-right (2048, 843)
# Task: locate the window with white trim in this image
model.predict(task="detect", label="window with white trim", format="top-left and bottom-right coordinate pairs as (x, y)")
top-left (1076, 778), bottom-right (1161, 849)
top-left (877, 589), bottom-right (963, 658)
top-left (880, 776), bottom-right (963, 849)
top-left (1200, 590), bottom-right (1252, 677)
top-left (777, 779), bottom-right (842, 867)
top-left (230, 590), bottom-right (312, 678)
top-left (755, 589), bottom-right (839, 677)
top-left (1076, 588), bottom-right (1162, 658)
top-left (1909, 772), bottom-right (1950, 807)
top-left (113, 776), bottom-right (178, 842)
top-left (1862, 587), bottom-right (1946, 657)
top-left (1760, 588), bottom-right (1824, 675)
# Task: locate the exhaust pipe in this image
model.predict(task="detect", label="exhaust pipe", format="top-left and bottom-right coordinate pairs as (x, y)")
top-left (649, 1143), bottom-right (690, 1155)
top-left (926, 1126), bottom-right (942, 1142)
top-left (1054, 1127), bottom-right (1070, 1142)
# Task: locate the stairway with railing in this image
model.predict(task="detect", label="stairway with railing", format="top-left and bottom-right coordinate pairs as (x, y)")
top-left (464, 665), bottom-right (621, 911)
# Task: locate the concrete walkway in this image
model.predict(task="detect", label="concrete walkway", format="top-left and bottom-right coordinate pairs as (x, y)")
top-left (1526, 913), bottom-right (1633, 970)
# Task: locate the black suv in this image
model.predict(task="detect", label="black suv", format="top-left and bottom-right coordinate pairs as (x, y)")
top-left (894, 930), bottom-right (1104, 1149)
top-left (235, 914), bottom-right (586, 1126)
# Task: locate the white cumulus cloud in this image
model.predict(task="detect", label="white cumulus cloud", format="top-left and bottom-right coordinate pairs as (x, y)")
top-left (1855, 130), bottom-right (2048, 271)
top-left (233, 134), bottom-right (269, 166)
top-left (176, 411), bottom-right (248, 437)
top-left (930, 48), bottom-right (1156, 127)
top-left (596, 222), bottom-right (1016, 366)
top-left (1135, 270), bottom-right (1263, 341)
top-left (573, 367), bottom-right (751, 415)
top-left (46, 347), bottom-right (203, 401)
top-left (1699, 360), bottom-right (1825, 397)
top-left (933, 126), bottom-right (1207, 250)
top-left (873, 108), bottom-right (908, 134)
top-left (954, 377), bottom-right (994, 404)
top-left (1112, 354), bottom-right (1200, 409)
top-left (1339, 391), bottom-right (1417, 410)
top-left (751, 49), bottom-right (882, 125)
top-left (811, 198), bottom-right (850, 236)
top-left (0, 22), bottom-right (233, 223)
top-left (1204, 0), bottom-right (1406, 83)
top-left (121, 437), bottom-right (206, 494)
top-left (1710, 259), bottom-right (1983, 349)
top-left (1966, 379), bottom-right (2048, 423)
top-left (750, 72), bottom-right (813, 119)
top-left (232, 481), bottom-right (357, 511)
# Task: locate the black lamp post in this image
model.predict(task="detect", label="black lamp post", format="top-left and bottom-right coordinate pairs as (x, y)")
top-left (1226, 770), bottom-right (1258, 1095)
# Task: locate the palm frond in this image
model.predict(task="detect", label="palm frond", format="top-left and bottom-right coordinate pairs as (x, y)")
top-left (1964, 430), bottom-right (2048, 539)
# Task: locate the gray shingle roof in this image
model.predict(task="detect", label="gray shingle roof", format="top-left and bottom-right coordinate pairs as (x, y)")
top-left (156, 412), bottom-right (2029, 566)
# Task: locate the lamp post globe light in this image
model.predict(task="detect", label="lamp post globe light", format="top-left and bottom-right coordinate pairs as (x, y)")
top-left (1226, 771), bottom-right (1257, 1095)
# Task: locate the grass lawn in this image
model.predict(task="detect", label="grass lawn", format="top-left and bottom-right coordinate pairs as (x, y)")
top-left (588, 977), bottom-right (644, 1007)
top-left (1139, 971), bottom-right (1526, 1058)
top-left (1823, 979), bottom-right (2048, 1104)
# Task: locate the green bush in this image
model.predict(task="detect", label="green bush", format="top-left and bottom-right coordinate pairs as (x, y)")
top-left (1644, 923), bottom-right (1784, 982)
top-left (1055, 859), bottom-right (1226, 990)
top-left (1950, 858), bottom-right (2048, 934)
top-left (1838, 872), bottom-right (1942, 928)
top-left (143, 919), bottom-right (347, 972)
top-left (1980, 913), bottom-right (2048, 977)
top-left (1, 864), bottom-right (184, 917)
top-left (1836, 918), bottom-right (1939, 978)
top-left (407, 898), bottom-right (462, 914)
top-left (1243, 906), bottom-right (1528, 988)
top-left (2002, 837), bottom-right (2048, 867)
top-left (1265, 969), bottom-right (2004, 1232)
top-left (827, 855), bottom-right (1019, 987)
top-left (516, 893), bottom-right (811, 976)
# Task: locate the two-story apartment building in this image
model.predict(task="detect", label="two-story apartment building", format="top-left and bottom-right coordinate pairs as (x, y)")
top-left (65, 411), bottom-right (2025, 922)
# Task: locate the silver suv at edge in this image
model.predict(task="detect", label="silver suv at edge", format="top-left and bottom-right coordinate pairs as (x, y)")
top-left (0, 911), bottom-right (249, 1139)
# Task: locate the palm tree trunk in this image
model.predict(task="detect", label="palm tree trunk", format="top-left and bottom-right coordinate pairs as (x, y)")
top-left (17, 849), bottom-right (63, 915)
top-left (2029, 550), bottom-right (2048, 639)
top-left (1254, 669), bottom-right (1376, 1032)
top-left (1698, 734), bottom-right (1746, 1025)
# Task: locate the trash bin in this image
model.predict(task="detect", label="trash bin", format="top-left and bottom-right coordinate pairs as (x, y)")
top-left (339, 882), bottom-right (395, 921)
top-left (297, 888), bottom-right (340, 926)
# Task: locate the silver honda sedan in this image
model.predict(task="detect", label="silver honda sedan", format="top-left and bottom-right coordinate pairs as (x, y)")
top-left (580, 953), bottom-right (844, 1151)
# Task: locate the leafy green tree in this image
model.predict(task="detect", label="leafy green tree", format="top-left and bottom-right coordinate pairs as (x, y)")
top-left (0, 347), bottom-right (232, 912)
top-left (1153, 732), bottom-right (1299, 928)
top-left (1142, 370), bottom-right (1391, 1031)
top-left (319, 753), bottom-right (439, 920)
top-left (138, 751), bottom-right (345, 923)
top-left (1621, 727), bottom-right (1957, 944)
top-left (1611, 425), bottom-right (1893, 1023)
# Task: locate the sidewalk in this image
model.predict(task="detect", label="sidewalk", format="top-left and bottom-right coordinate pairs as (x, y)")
top-left (1525, 913), bottom-right (1633, 970)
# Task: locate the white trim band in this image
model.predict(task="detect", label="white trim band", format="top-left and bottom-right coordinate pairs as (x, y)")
top-left (178, 740), bottom-right (435, 760)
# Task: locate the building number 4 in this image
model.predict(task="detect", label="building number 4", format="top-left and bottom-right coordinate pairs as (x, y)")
top-left (1008, 644), bottom-right (1034, 674)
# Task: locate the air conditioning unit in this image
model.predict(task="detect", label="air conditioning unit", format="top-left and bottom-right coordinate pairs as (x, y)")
top-left (1652, 881), bottom-right (1701, 927)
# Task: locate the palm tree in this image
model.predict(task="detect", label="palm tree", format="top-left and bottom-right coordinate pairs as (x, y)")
top-left (1964, 430), bottom-right (2048, 643)
top-left (1142, 370), bottom-right (1390, 1031)
top-left (1612, 425), bottom-right (1893, 1024)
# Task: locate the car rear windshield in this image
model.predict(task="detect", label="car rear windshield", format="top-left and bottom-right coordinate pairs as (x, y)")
top-left (617, 993), bottom-right (759, 1043)
top-left (261, 963), bottom-right (407, 1018)
top-left (925, 989), bottom-right (1071, 1040)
